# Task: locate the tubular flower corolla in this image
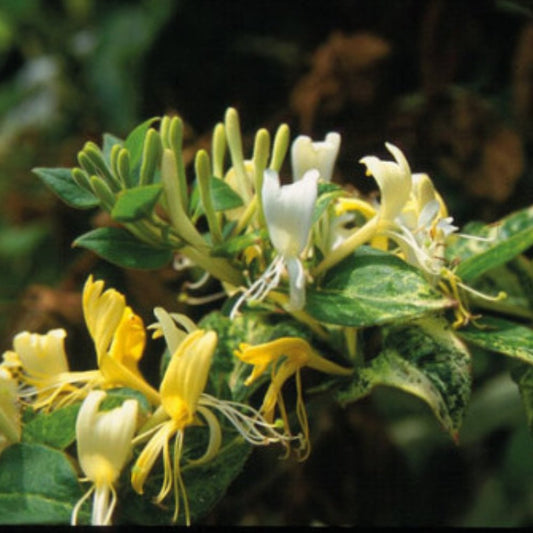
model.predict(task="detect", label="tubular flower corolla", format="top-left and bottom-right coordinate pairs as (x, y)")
top-left (359, 142), bottom-right (413, 226)
top-left (291, 132), bottom-right (341, 181)
top-left (132, 311), bottom-right (294, 524)
top-left (72, 390), bottom-right (138, 526)
top-left (234, 337), bottom-right (352, 460)
top-left (232, 168), bottom-right (319, 315)
top-left (5, 276), bottom-right (159, 410)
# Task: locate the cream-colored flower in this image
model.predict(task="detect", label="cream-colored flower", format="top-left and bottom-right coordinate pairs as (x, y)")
top-left (359, 142), bottom-right (412, 225)
top-left (291, 132), bottom-right (341, 181)
top-left (72, 390), bottom-right (138, 525)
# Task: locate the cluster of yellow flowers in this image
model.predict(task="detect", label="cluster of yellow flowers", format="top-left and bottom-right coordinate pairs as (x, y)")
top-left (1, 114), bottom-right (495, 524)
top-left (0, 276), bottom-right (352, 525)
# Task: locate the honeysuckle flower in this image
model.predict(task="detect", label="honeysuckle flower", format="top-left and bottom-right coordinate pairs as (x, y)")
top-left (232, 169), bottom-right (319, 316)
top-left (7, 328), bottom-right (80, 409)
top-left (71, 390), bottom-right (138, 526)
top-left (359, 142), bottom-right (412, 226)
top-left (0, 368), bottom-right (21, 454)
top-left (234, 337), bottom-right (352, 460)
top-left (291, 132), bottom-right (341, 181)
top-left (313, 143), bottom-right (413, 275)
top-left (132, 318), bottom-right (293, 524)
top-left (8, 276), bottom-right (159, 410)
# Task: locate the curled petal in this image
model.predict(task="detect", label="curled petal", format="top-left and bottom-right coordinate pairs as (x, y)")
top-left (359, 142), bottom-right (412, 223)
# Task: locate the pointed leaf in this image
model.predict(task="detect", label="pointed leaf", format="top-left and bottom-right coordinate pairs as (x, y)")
top-left (457, 316), bottom-right (533, 365)
top-left (124, 117), bottom-right (160, 180)
top-left (455, 226), bottom-right (533, 282)
top-left (337, 317), bottom-right (471, 438)
top-left (32, 167), bottom-right (98, 209)
top-left (74, 227), bottom-right (172, 270)
top-left (190, 176), bottom-right (244, 215)
top-left (447, 205), bottom-right (533, 282)
top-left (111, 184), bottom-right (163, 222)
top-left (305, 247), bottom-right (452, 327)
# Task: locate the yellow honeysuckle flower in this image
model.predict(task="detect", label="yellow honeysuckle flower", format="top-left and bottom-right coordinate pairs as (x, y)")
top-left (132, 312), bottom-right (294, 524)
top-left (8, 276), bottom-right (159, 410)
top-left (71, 390), bottom-right (138, 526)
top-left (234, 337), bottom-right (352, 460)
top-left (130, 329), bottom-right (217, 525)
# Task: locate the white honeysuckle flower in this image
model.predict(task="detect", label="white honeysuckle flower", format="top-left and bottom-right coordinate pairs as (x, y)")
top-left (262, 168), bottom-right (319, 258)
top-left (72, 390), bottom-right (138, 526)
top-left (359, 142), bottom-right (412, 224)
top-left (291, 132), bottom-right (341, 181)
top-left (232, 168), bottom-right (319, 315)
top-left (262, 168), bottom-right (319, 309)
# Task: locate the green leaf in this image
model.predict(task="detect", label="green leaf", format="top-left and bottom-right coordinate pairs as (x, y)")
top-left (22, 403), bottom-right (80, 450)
top-left (447, 205), bottom-right (533, 282)
top-left (74, 227), bottom-right (172, 270)
top-left (455, 227), bottom-right (533, 282)
top-left (457, 316), bottom-right (533, 364)
top-left (312, 182), bottom-right (345, 223)
top-left (0, 443), bottom-right (87, 524)
top-left (111, 184), bottom-right (163, 222)
top-left (190, 176), bottom-right (244, 216)
top-left (469, 256), bottom-right (533, 315)
top-left (32, 167), bottom-right (99, 209)
top-left (102, 132), bottom-right (124, 164)
top-left (118, 435), bottom-right (252, 525)
top-left (124, 117), bottom-right (160, 180)
top-left (337, 317), bottom-right (471, 438)
top-left (305, 247), bottom-right (452, 327)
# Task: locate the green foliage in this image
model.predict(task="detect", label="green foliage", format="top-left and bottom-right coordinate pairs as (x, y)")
top-left (306, 247), bottom-right (452, 327)
top-left (74, 227), bottom-right (173, 269)
top-left (337, 317), bottom-right (471, 438)
top-left (32, 168), bottom-right (99, 209)
top-left (111, 184), bottom-right (163, 222)
top-left (22, 404), bottom-right (80, 450)
top-left (0, 443), bottom-right (87, 524)
top-left (458, 316), bottom-right (533, 364)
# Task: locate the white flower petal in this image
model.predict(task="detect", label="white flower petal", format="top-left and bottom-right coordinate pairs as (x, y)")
top-left (262, 169), bottom-right (319, 257)
top-left (76, 390), bottom-right (138, 485)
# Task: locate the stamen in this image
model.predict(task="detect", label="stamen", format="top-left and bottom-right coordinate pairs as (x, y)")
top-left (230, 255), bottom-right (285, 318)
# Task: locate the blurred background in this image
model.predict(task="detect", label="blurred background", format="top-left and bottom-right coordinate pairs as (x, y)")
top-left (0, 0), bottom-right (532, 525)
